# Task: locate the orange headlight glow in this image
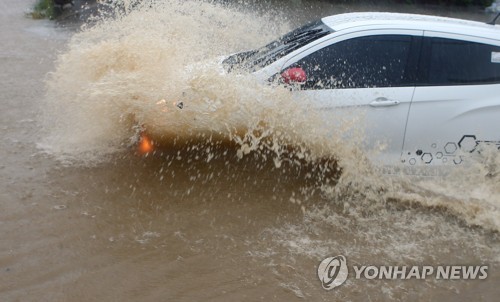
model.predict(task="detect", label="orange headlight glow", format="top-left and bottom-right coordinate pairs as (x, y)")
top-left (138, 133), bottom-right (154, 154)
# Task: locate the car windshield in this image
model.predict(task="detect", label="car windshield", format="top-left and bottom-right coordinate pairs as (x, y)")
top-left (223, 20), bottom-right (333, 73)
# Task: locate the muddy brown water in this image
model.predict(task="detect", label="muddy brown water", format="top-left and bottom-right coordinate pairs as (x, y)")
top-left (1, 1), bottom-right (500, 301)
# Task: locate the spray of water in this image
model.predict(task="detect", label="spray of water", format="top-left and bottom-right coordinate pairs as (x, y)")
top-left (39, 0), bottom-right (500, 248)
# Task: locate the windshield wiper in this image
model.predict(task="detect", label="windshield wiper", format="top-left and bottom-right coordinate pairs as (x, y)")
top-left (283, 29), bottom-right (324, 45)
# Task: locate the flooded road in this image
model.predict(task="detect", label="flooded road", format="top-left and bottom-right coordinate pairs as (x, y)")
top-left (1, 0), bottom-right (500, 301)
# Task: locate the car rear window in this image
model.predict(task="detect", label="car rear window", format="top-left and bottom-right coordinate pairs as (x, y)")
top-left (427, 38), bottom-right (500, 85)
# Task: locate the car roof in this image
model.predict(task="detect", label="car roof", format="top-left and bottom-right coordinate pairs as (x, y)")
top-left (321, 12), bottom-right (500, 39)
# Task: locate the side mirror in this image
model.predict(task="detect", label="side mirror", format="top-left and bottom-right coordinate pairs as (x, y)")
top-left (281, 67), bottom-right (307, 85)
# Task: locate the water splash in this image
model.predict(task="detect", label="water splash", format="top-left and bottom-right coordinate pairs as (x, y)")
top-left (40, 0), bottom-right (293, 161)
top-left (39, 0), bottom-right (500, 236)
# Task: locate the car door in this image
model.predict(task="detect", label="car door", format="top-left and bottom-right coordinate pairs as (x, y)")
top-left (402, 33), bottom-right (500, 167)
top-left (280, 30), bottom-right (423, 165)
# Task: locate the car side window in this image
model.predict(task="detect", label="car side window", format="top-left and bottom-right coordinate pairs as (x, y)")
top-left (427, 38), bottom-right (500, 85)
top-left (287, 35), bottom-right (413, 89)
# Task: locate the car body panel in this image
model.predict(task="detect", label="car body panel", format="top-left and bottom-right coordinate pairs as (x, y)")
top-left (278, 29), bottom-right (423, 165)
top-left (403, 84), bottom-right (500, 166)
top-left (403, 31), bottom-right (500, 167)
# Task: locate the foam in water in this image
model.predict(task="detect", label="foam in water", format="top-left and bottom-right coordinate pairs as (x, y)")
top-left (40, 0), bottom-right (500, 235)
top-left (40, 0), bottom-right (291, 160)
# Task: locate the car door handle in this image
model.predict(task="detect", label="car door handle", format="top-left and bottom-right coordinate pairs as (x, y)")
top-left (369, 97), bottom-right (401, 107)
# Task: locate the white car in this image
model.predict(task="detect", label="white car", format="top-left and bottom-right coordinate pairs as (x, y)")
top-left (222, 12), bottom-right (500, 169)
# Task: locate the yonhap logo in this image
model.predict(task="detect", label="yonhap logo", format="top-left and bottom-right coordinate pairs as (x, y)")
top-left (317, 255), bottom-right (348, 290)
top-left (318, 255), bottom-right (489, 291)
